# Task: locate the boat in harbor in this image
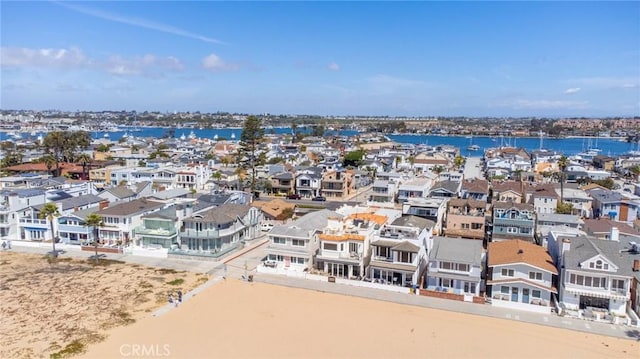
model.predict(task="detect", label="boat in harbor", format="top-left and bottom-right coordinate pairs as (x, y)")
top-left (467, 144), bottom-right (480, 151)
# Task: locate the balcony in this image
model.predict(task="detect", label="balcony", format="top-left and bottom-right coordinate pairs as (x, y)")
top-left (19, 218), bottom-right (49, 229)
top-left (136, 226), bottom-right (177, 237)
top-left (58, 224), bottom-right (91, 234)
top-left (180, 228), bottom-right (238, 239)
top-left (317, 251), bottom-right (361, 261)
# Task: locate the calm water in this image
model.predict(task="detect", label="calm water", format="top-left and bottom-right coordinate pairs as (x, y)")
top-left (95, 126), bottom-right (637, 156)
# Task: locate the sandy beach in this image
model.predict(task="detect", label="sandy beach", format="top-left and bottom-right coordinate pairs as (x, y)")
top-left (84, 279), bottom-right (638, 359)
top-left (0, 252), bottom-right (206, 358)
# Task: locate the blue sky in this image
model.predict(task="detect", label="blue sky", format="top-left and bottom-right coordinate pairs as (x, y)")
top-left (1, 1), bottom-right (639, 117)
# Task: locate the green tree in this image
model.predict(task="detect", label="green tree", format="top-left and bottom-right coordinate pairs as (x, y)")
top-left (239, 115), bottom-right (265, 194)
top-left (276, 207), bottom-right (295, 221)
top-left (311, 125), bottom-right (325, 137)
top-left (556, 202), bottom-right (574, 214)
top-left (0, 141), bottom-right (23, 168)
top-left (432, 165), bottom-right (445, 175)
top-left (43, 131), bottom-right (92, 176)
top-left (454, 155), bottom-right (465, 170)
top-left (557, 155), bottom-right (569, 204)
top-left (343, 149), bottom-right (365, 167)
top-left (76, 153), bottom-right (93, 180)
top-left (84, 213), bottom-right (104, 263)
top-left (39, 203), bottom-right (60, 258)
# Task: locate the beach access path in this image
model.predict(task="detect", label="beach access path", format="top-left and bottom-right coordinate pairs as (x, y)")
top-left (253, 272), bottom-right (640, 342)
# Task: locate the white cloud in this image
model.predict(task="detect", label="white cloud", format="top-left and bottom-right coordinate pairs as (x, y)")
top-left (1, 47), bottom-right (91, 68)
top-left (201, 54), bottom-right (238, 72)
top-left (1, 46), bottom-right (184, 77)
top-left (54, 1), bottom-right (225, 45)
top-left (106, 54), bottom-right (185, 76)
top-left (327, 62), bottom-right (340, 71)
top-left (564, 87), bottom-right (581, 94)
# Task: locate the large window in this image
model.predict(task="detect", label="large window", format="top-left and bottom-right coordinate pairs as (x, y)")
top-left (501, 268), bottom-right (515, 277)
top-left (612, 279), bottom-right (625, 292)
top-left (463, 281), bottom-right (476, 294)
top-left (398, 251), bottom-right (412, 263)
top-left (532, 290), bottom-right (541, 298)
top-left (349, 242), bottom-right (359, 253)
top-left (529, 272), bottom-right (543, 281)
top-left (440, 262), bottom-right (469, 272)
top-left (323, 243), bottom-right (337, 250)
top-left (292, 239), bottom-right (305, 247)
top-left (569, 274), bottom-right (607, 288)
top-left (273, 237), bottom-right (286, 245)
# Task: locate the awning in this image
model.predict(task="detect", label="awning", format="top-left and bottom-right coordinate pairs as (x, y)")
top-left (565, 287), bottom-right (627, 300)
top-left (22, 227), bottom-right (47, 231)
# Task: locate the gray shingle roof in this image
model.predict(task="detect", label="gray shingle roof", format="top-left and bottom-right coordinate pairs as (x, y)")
top-left (98, 198), bottom-right (164, 216)
top-left (430, 180), bottom-right (460, 194)
top-left (187, 204), bottom-right (251, 225)
top-left (391, 215), bottom-right (435, 230)
top-left (270, 209), bottom-right (342, 238)
top-left (563, 236), bottom-right (640, 278)
top-left (430, 236), bottom-right (483, 266)
top-left (105, 186), bottom-right (135, 199)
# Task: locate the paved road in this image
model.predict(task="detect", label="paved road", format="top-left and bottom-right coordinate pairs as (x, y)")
top-left (463, 156), bottom-right (483, 180)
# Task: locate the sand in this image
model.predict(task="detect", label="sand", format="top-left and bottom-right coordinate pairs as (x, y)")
top-left (0, 252), bottom-right (207, 358)
top-left (84, 279), bottom-right (638, 359)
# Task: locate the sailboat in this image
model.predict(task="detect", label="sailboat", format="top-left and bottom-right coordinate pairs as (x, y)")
top-left (466, 135), bottom-right (480, 151)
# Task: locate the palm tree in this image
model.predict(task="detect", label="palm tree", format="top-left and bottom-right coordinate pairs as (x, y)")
top-left (84, 213), bottom-right (104, 263)
top-left (42, 154), bottom-right (56, 176)
top-left (432, 165), bottom-right (445, 175)
top-left (76, 153), bottom-right (93, 180)
top-left (454, 155), bottom-right (465, 170)
top-left (557, 155), bottom-right (569, 204)
top-left (39, 203), bottom-right (60, 258)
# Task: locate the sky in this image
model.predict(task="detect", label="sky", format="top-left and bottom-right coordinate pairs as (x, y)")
top-left (1, 1), bottom-right (639, 117)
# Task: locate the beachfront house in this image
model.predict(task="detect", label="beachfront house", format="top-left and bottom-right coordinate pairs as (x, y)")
top-left (588, 189), bottom-right (640, 223)
top-left (134, 206), bottom-right (180, 249)
top-left (444, 198), bottom-right (487, 240)
top-left (95, 198), bottom-right (165, 246)
top-left (266, 209), bottom-right (340, 271)
top-left (487, 239), bottom-right (558, 313)
top-left (367, 215), bottom-right (434, 288)
top-left (491, 201), bottom-right (536, 243)
top-left (179, 204), bottom-right (262, 256)
top-left (2, 188), bottom-right (47, 240)
top-left (315, 212), bottom-right (387, 279)
top-left (556, 230), bottom-right (638, 324)
top-left (425, 236), bottom-right (483, 297)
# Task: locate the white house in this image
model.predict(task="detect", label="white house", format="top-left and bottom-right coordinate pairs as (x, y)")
top-left (487, 239), bottom-right (558, 313)
top-left (426, 236), bottom-right (484, 298)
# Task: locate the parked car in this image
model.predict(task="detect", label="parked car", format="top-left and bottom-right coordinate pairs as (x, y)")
top-left (287, 194), bottom-right (301, 200)
top-left (261, 222), bottom-right (274, 232)
top-left (312, 196), bottom-right (326, 201)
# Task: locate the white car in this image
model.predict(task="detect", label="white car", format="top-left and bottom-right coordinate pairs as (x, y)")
top-left (261, 222), bottom-right (274, 232)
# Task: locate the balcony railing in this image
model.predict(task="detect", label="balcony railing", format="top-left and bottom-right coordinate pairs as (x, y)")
top-left (136, 227), bottom-right (177, 237)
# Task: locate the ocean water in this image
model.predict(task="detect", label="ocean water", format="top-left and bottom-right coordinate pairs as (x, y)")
top-left (95, 127), bottom-right (638, 156)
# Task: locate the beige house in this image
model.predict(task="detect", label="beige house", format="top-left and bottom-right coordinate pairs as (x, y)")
top-left (444, 198), bottom-right (487, 240)
top-left (321, 170), bottom-right (353, 200)
top-left (492, 181), bottom-right (524, 203)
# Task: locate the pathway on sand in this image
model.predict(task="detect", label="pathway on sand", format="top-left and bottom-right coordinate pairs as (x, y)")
top-left (254, 272), bottom-right (640, 342)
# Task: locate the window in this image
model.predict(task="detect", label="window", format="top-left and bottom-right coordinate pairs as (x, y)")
top-left (461, 223), bottom-right (470, 229)
top-left (529, 272), bottom-right (542, 281)
top-left (440, 278), bottom-right (453, 288)
top-left (595, 260), bottom-right (603, 270)
top-left (349, 243), bottom-right (359, 253)
top-left (292, 239), bottom-right (305, 247)
top-left (463, 282), bottom-right (476, 294)
top-left (439, 262), bottom-right (469, 272)
top-left (507, 227), bottom-right (518, 234)
top-left (323, 243), bottom-right (337, 250)
top-left (612, 279), bottom-right (625, 292)
top-left (273, 237), bottom-right (286, 245)
top-left (501, 268), bottom-right (514, 277)
top-left (398, 251), bottom-right (412, 263)
top-left (501, 286), bottom-right (509, 294)
top-left (532, 290), bottom-right (541, 298)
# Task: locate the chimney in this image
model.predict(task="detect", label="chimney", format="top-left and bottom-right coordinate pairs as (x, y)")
top-left (562, 238), bottom-right (571, 254)
top-left (610, 227), bottom-right (619, 242)
top-left (633, 259), bottom-right (639, 272)
top-left (99, 200), bottom-right (109, 210)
